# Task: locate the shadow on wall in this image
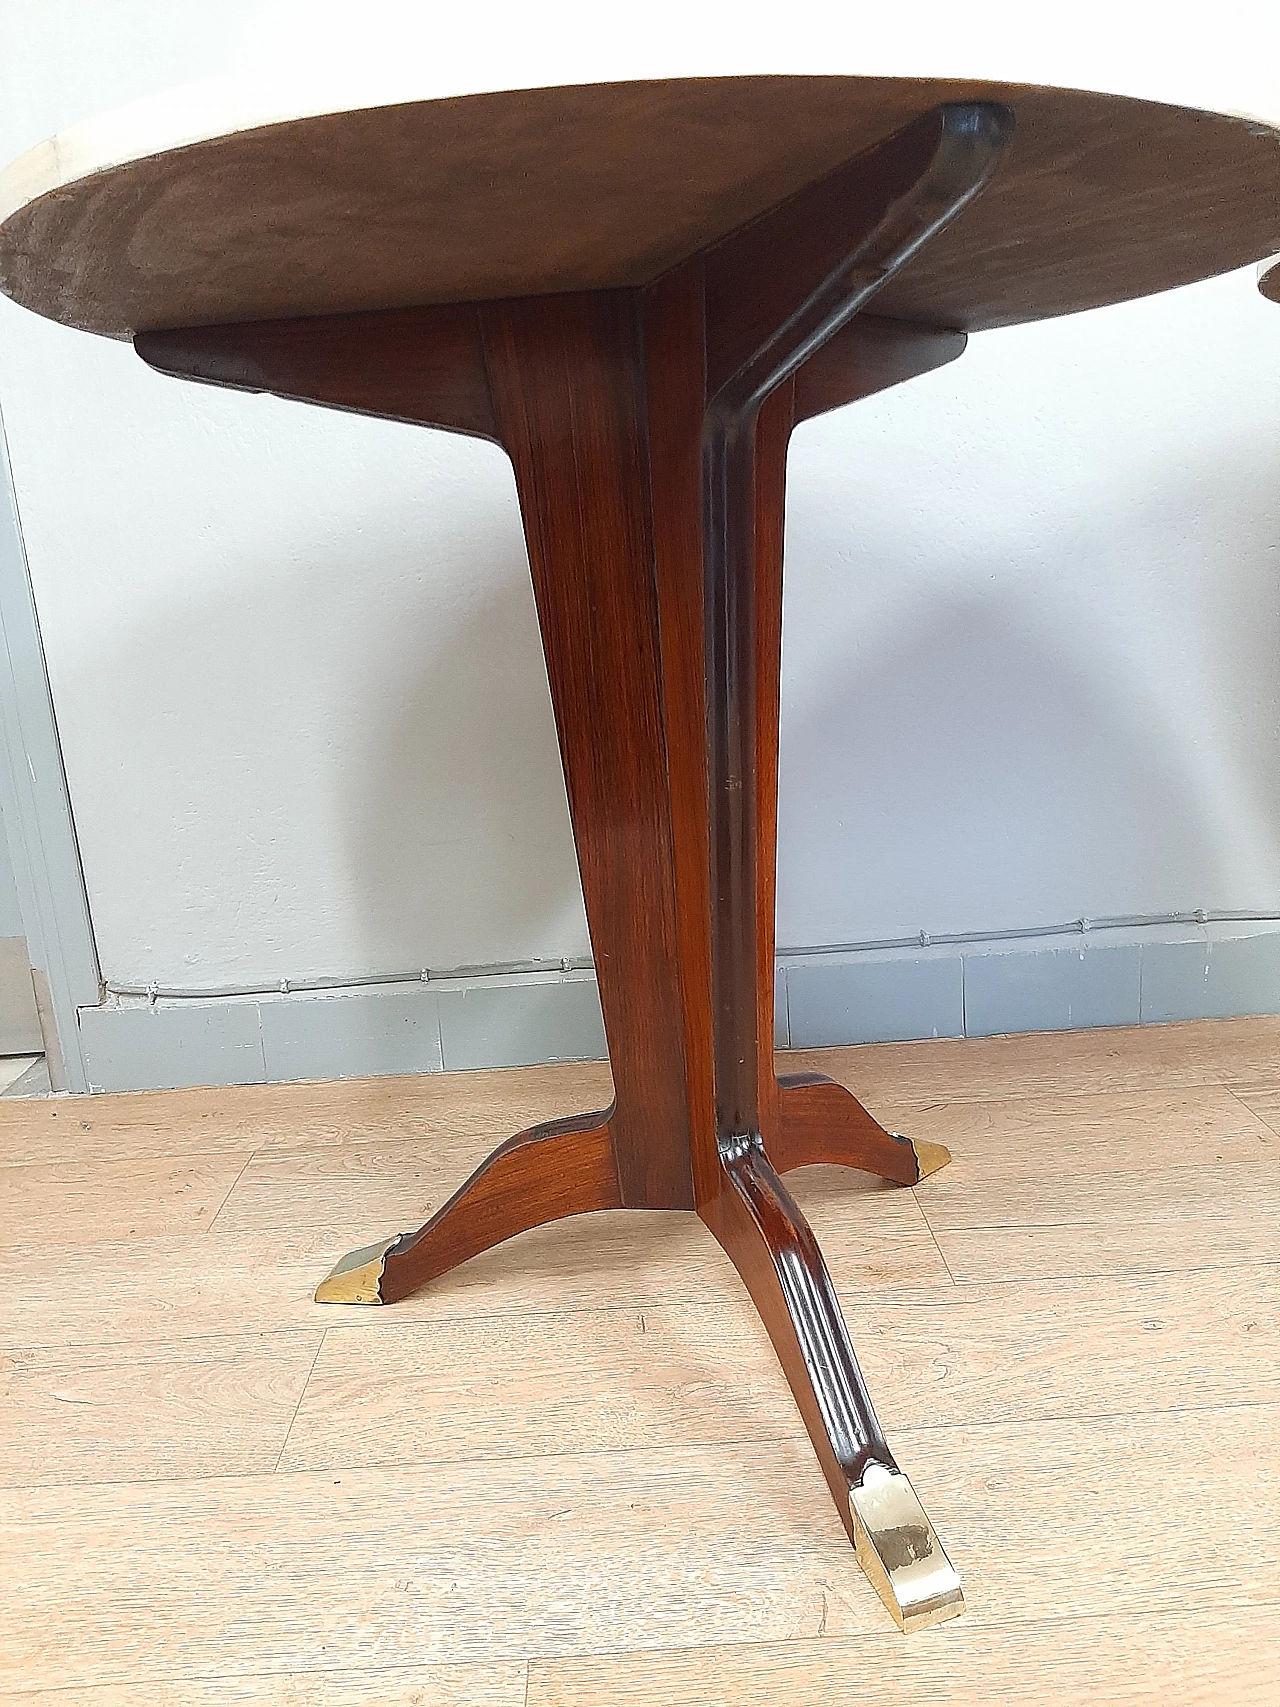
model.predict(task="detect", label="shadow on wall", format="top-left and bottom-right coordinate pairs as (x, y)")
top-left (350, 555), bottom-right (589, 975)
top-left (56, 413), bottom-right (589, 987)
top-left (776, 435), bottom-right (1280, 949)
top-left (777, 585), bottom-right (1215, 946)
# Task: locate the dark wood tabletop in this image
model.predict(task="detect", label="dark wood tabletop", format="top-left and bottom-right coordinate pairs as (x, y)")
top-left (3, 76), bottom-right (1280, 338)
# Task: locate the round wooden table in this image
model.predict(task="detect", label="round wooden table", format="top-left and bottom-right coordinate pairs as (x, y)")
top-left (5, 74), bottom-right (1279, 1633)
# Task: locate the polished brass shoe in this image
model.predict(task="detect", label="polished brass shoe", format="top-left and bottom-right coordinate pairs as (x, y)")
top-left (891, 1133), bottom-right (953, 1183)
top-left (849, 1462), bottom-right (964, 1632)
top-left (313, 1235), bottom-right (400, 1304)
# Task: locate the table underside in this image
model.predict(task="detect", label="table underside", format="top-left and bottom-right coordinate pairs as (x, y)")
top-left (5, 75), bottom-right (1280, 338)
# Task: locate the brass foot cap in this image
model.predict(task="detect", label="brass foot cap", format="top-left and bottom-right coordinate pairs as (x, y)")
top-left (314, 1236), bottom-right (398, 1304)
top-left (849, 1463), bottom-right (964, 1633)
top-left (891, 1133), bottom-right (953, 1182)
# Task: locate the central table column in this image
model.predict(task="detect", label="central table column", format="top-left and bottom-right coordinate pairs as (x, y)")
top-left (484, 282), bottom-right (702, 1213)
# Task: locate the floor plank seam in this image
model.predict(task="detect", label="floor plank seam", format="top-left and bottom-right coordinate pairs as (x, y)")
top-left (880, 1394), bottom-right (1280, 1436)
top-left (922, 1207), bottom-right (1276, 1233)
top-left (507, 1590), bottom-right (1280, 1681)
top-left (199, 1146), bottom-right (262, 1234)
top-left (853, 1081), bottom-right (1227, 1108)
top-left (1225, 1084), bottom-right (1280, 1140)
top-left (13, 1396), bottom-right (1271, 1495)
top-left (0, 1286), bottom-right (979, 1354)
top-left (0, 1304), bottom-right (930, 1356)
top-left (0, 1142), bottom-right (261, 1176)
top-left (6, 1252), bottom-right (1278, 1359)
top-left (0, 1430), bottom-right (815, 1496)
top-left (909, 1189), bottom-right (958, 1285)
top-left (299, 1282), bottom-right (969, 1337)
top-left (0, 1657), bottom-right (532, 1700)
top-left (1, 1324), bottom-right (334, 1362)
top-left (273, 1327), bottom-right (331, 1472)
top-left (18, 1595), bottom-right (1280, 1703)
top-left (946, 1256), bottom-right (1280, 1287)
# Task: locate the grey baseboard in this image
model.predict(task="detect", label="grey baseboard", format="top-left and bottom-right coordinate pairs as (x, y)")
top-left (77, 969), bottom-right (607, 1093)
top-left (73, 920), bottom-right (1280, 1093)
top-left (781, 919), bottom-right (1280, 1046)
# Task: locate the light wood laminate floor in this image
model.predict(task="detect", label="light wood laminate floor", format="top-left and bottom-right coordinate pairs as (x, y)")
top-left (2, 1019), bottom-right (1279, 1704)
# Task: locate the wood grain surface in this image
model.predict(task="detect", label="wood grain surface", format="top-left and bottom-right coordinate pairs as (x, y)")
top-left (374, 1110), bottom-right (622, 1305)
top-left (0, 1186), bottom-right (945, 1352)
top-left (0, 1664), bottom-right (526, 1707)
top-left (0, 1060), bottom-right (614, 1165)
top-left (4, 1019), bottom-right (1280, 1702)
top-left (786, 1014), bottom-right (1280, 1102)
top-left (4, 1413), bottom-right (1277, 1690)
top-left (528, 1609), bottom-right (1280, 1707)
top-left (4, 77), bottom-right (1280, 337)
top-left (482, 289), bottom-right (697, 1211)
top-left (139, 305), bottom-right (967, 438)
top-left (272, 1262), bottom-right (1280, 1473)
top-left (1, 1331), bottom-right (323, 1486)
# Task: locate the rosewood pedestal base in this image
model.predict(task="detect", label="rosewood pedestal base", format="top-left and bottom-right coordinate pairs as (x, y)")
top-left (316, 1073), bottom-right (955, 1631)
top-left (140, 101), bottom-right (1012, 1632)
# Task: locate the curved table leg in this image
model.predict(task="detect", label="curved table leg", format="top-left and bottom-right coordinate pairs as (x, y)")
top-left (774, 1072), bottom-right (951, 1184)
top-left (705, 1136), bottom-right (963, 1631)
top-left (690, 105), bottom-right (1007, 1629)
top-left (315, 1108), bottom-right (620, 1305)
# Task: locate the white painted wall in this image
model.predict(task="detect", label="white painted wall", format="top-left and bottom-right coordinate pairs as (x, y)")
top-left (2, 1), bottom-right (1280, 995)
